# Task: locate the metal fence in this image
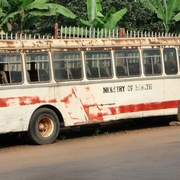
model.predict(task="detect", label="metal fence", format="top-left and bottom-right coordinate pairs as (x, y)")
top-left (0, 33), bottom-right (54, 40)
top-left (0, 24), bottom-right (180, 40)
top-left (57, 25), bottom-right (180, 39)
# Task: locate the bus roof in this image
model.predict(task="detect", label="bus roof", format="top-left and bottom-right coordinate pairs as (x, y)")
top-left (0, 36), bottom-right (179, 52)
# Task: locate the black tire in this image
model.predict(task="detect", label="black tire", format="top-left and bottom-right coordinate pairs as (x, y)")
top-left (27, 108), bottom-right (60, 145)
top-left (175, 102), bottom-right (180, 121)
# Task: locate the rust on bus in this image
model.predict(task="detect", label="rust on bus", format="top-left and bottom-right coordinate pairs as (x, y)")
top-left (0, 37), bottom-right (179, 52)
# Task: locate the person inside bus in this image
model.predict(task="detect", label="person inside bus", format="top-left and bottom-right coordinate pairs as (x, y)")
top-left (0, 71), bottom-right (8, 84)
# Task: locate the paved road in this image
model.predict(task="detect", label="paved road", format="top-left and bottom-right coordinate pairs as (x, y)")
top-left (0, 118), bottom-right (180, 180)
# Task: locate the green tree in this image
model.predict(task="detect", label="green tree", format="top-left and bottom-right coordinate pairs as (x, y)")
top-left (0, 0), bottom-right (9, 18)
top-left (62, 0), bottom-right (164, 32)
top-left (0, 0), bottom-right (76, 33)
top-left (140, 0), bottom-right (180, 32)
top-left (109, 0), bottom-right (163, 32)
top-left (0, 0), bottom-right (9, 27)
top-left (15, 0), bottom-right (179, 36)
top-left (79, 0), bottom-right (127, 30)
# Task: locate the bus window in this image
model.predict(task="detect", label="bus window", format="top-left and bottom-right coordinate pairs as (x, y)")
top-left (143, 49), bottom-right (162, 76)
top-left (163, 48), bottom-right (177, 75)
top-left (114, 50), bottom-right (140, 77)
top-left (53, 52), bottom-right (82, 81)
top-left (85, 51), bottom-right (112, 79)
top-left (0, 53), bottom-right (23, 84)
top-left (25, 52), bottom-right (50, 82)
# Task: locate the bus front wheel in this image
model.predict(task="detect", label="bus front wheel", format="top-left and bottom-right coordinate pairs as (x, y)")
top-left (27, 108), bottom-right (60, 145)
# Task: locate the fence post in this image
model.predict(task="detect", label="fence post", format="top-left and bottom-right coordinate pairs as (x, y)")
top-left (119, 28), bottom-right (125, 38)
top-left (54, 23), bottom-right (58, 39)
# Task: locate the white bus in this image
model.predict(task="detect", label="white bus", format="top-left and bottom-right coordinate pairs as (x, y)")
top-left (0, 34), bottom-right (180, 144)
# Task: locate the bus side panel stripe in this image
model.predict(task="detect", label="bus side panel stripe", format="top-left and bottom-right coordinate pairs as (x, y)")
top-left (0, 96), bottom-right (57, 107)
top-left (117, 100), bottom-right (178, 114)
top-left (0, 97), bottom-right (178, 115)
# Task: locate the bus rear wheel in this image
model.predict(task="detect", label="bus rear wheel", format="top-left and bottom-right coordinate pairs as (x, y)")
top-left (27, 108), bottom-right (60, 145)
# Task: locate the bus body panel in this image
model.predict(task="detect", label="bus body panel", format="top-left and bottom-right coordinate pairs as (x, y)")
top-left (0, 77), bottom-right (180, 133)
top-left (164, 78), bottom-right (180, 116)
top-left (0, 86), bottom-right (56, 133)
top-left (0, 36), bottom-right (180, 137)
top-left (115, 78), bottom-right (165, 118)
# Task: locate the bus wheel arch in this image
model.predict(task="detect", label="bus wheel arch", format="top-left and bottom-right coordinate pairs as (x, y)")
top-left (39, 105), bottom-right (65, 127)
top-left (27, 107), bottom-right (61, 145)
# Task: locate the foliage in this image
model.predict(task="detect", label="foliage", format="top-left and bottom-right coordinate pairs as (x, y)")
top-left (100, 0), bottom-right (163, 32)
top-left (140, 0), bottom-right (180, 32)
top-left (0, 0), bottom-right (76, 33)
top-left (78, 0), bottom-right (127, 30)
top-left (2, 0), bottom-right (179, 35)
top-left (0, 0), bottom-right (9, 28)
top-left (0, 0), bottom-right (9, 18)
top-left (25, 0), bottom-right (166, 35)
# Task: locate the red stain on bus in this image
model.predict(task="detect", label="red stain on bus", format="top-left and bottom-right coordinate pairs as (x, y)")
top-left (88, 111), bottom-right (103, 121)
top-left (61, 94), bottom-right (72, 104)
top-left (71, 87), bottom-right (78, 98)
top-left (117, 100), bottom-right (178, 114)
top-left (109, 107), bottom-right (116, 115)
top-left (94, 112), bottom-right (103, 121)
top-left (82, 104), bottom-right (103, 121)
top-left (0, 96), bottom-right (56, 107)
top-left (19, 96), bottom-right (46, 106)
top-left (0, 98), bottom-right (9, 107)
top-left (163, 100), bottom-right (178, 109)
top-left (48, 99), bottom-right (57, 103)
top-left (0, 92), bottom-right (179, 124)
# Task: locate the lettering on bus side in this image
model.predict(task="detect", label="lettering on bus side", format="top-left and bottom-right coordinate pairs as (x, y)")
top-left (103, 86), bottom-right (125, 93)
top-left (135, 84), bottom-right (152, 91)
top-left (103, 83), bottom-right (152, 93)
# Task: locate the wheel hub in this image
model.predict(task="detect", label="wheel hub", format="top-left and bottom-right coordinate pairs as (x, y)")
top-left (38, 116), bottom-right (54, 137)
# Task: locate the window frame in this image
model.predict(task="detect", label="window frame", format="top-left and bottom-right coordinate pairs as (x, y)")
top-left (84, 50), bottom-right (113, 79)
top-left (114, 49), bottom-right (141, 78)
top-left (0, 53), bottom-right (23, 85)
top-left (25, 52), bottom-right (51, 83)
top-left (52, 51), bottom-right (83, 81)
